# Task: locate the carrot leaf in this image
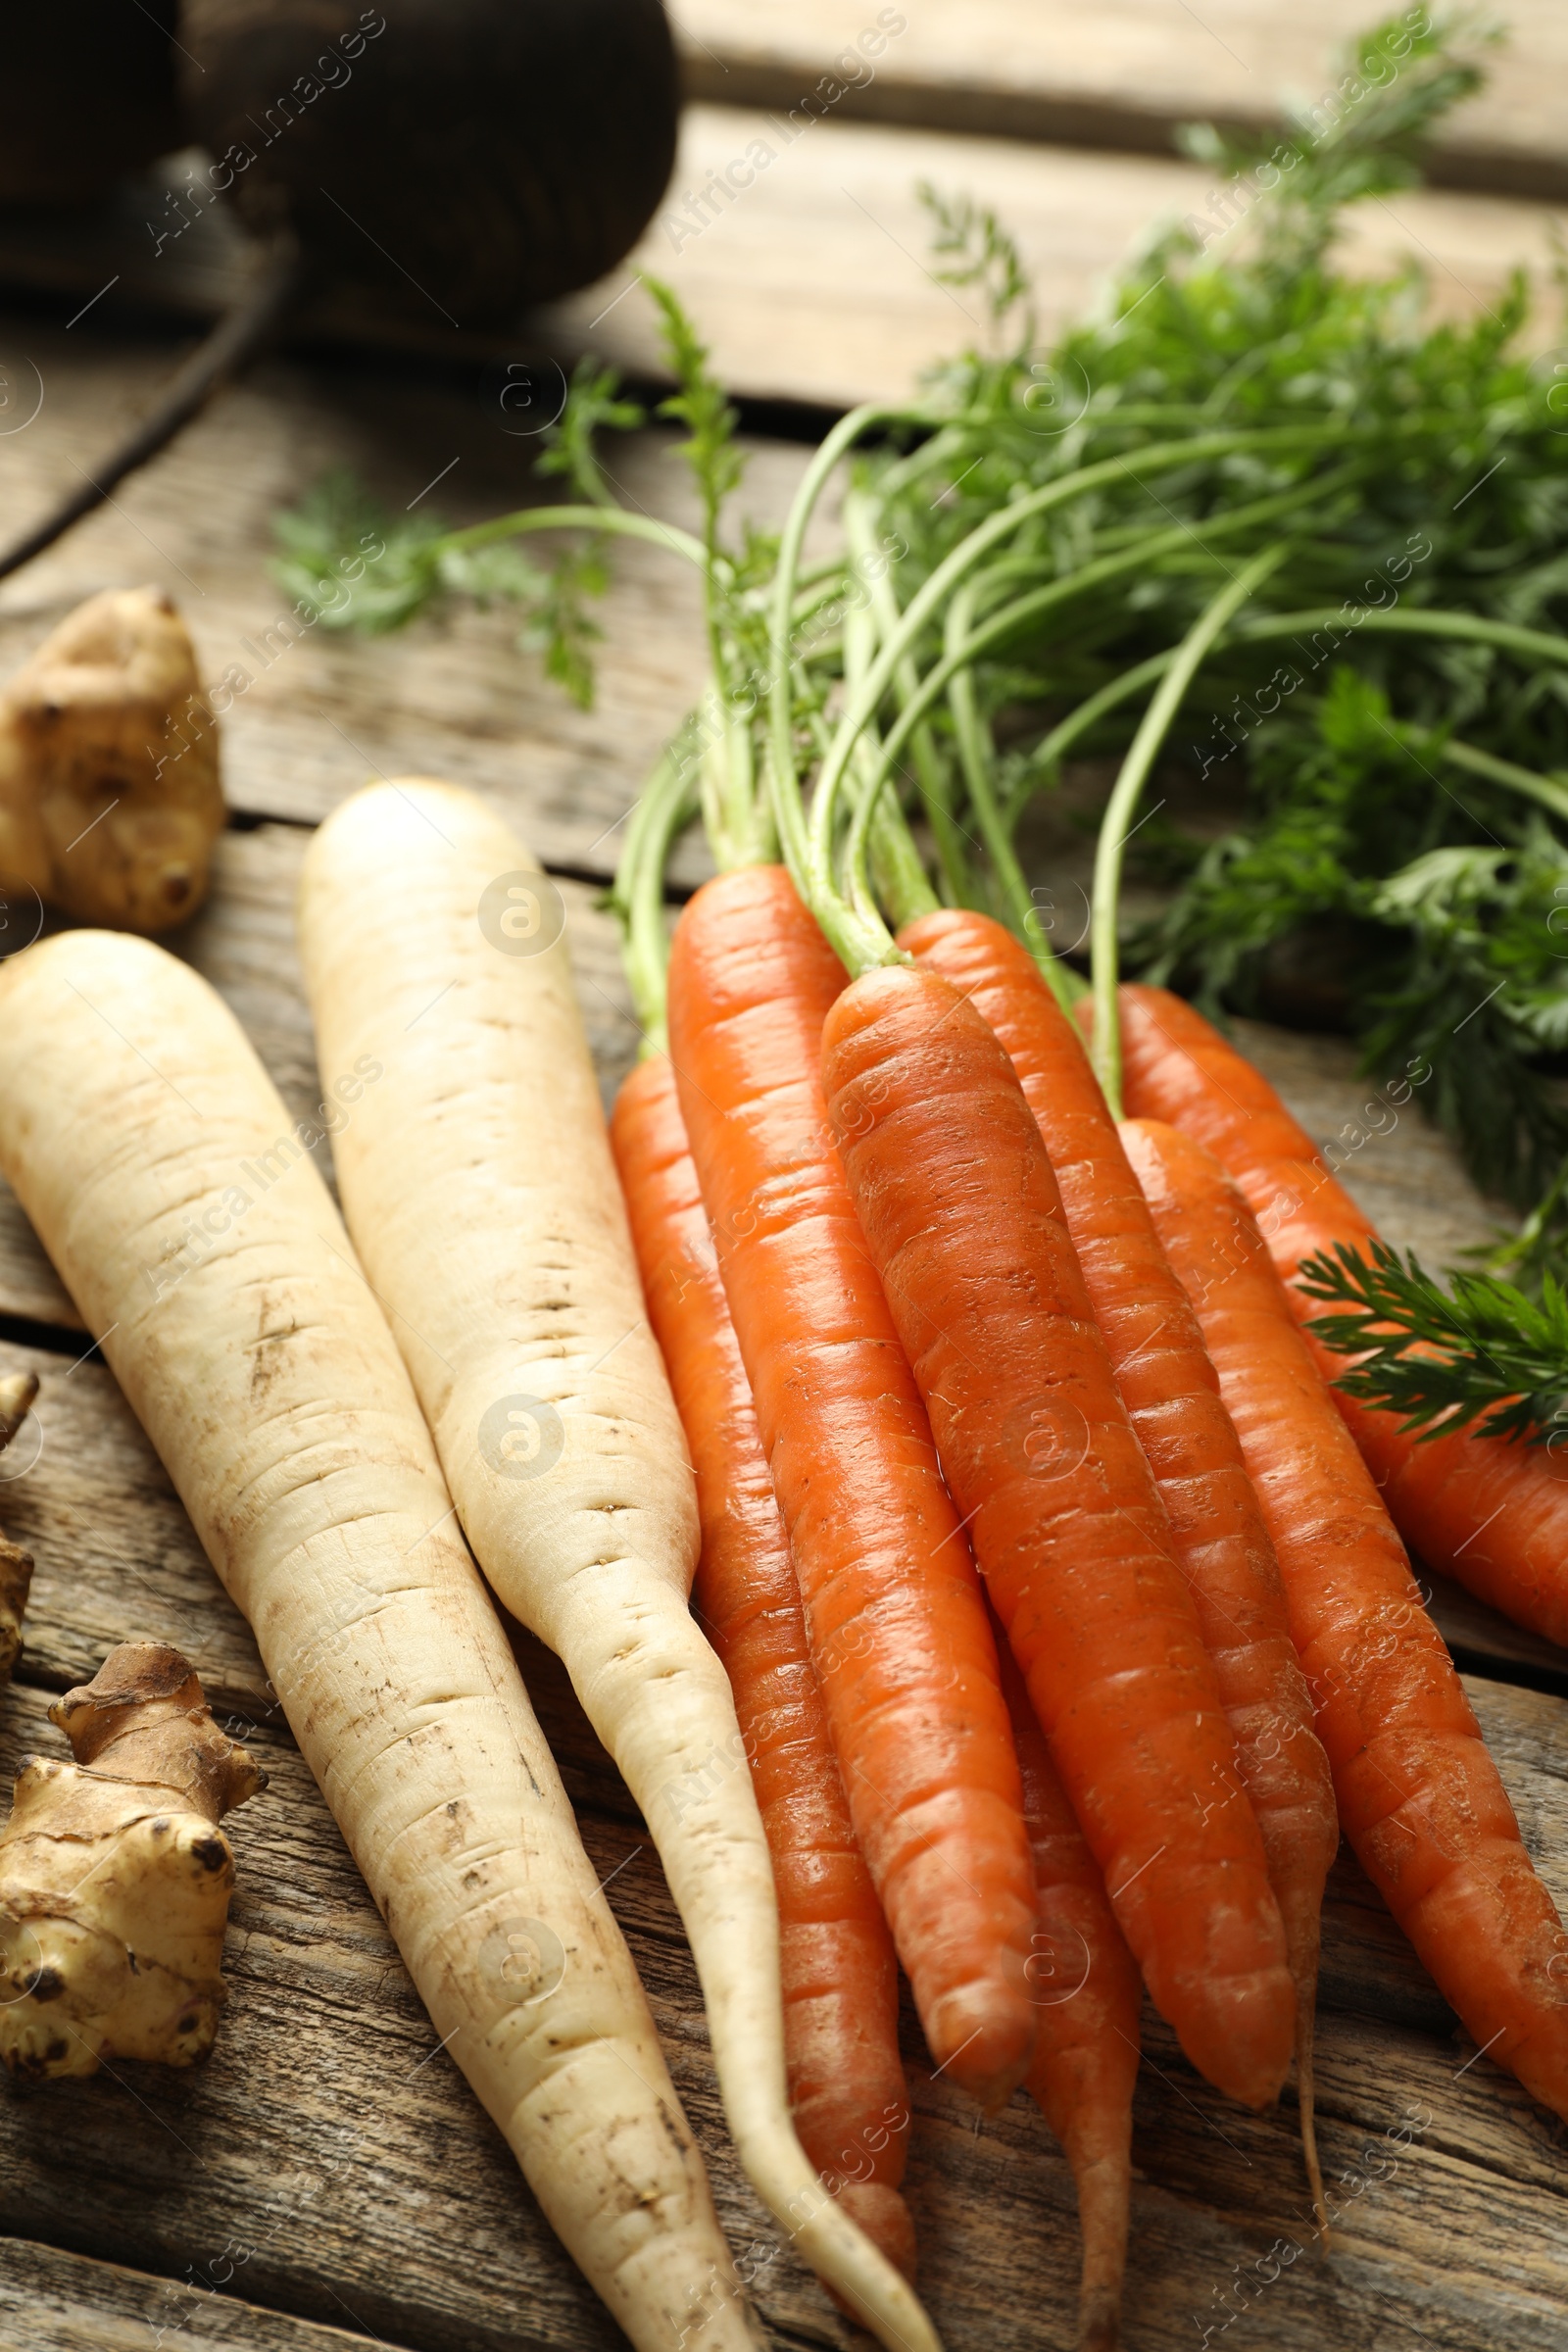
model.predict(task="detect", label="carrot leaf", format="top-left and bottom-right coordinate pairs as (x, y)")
top-left (1299, 1237), bottom-right (1568, 1444)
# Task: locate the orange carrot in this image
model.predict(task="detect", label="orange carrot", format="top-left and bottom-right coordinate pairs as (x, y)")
top-left (1114, 981), bottom-right (1568, 1648)
top-left (820, 957), bottom-right (1297, 2111)
top-left (995, 1628), bottom-right (1140, 2352)
top-left (666, 864), bottom-right (1039, 2111)
top-left (611, 1054), bottom-right (917, 2278)
top-left (1122, 1114), bottom-right (1568, 2118)
top-left (904, 911), bottom-right (1337, 2199)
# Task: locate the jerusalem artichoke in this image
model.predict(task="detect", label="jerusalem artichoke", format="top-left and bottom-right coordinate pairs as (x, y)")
top-left (0, 1642), bottom-right (262, 2082)
top-left (0, 588), bottom-right (221, 932)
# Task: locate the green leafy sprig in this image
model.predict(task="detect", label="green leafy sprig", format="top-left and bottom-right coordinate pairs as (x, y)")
top-left (1299, 1237), bottom-right (1568, 1442)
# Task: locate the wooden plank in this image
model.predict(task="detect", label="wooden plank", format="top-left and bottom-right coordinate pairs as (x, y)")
top-left (0, 2238), bottom-right (395, 2352)
top-left (1, 1420), bottom-right (1566, 2348)
top-left (673, 1), bottom-right (1568, 200)
top-left (2, 103), bottom-right (1562, 422)
top-left (550, 108), bottom-right (1567, 410)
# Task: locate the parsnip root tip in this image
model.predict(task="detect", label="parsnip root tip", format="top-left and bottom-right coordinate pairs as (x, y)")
top-left (0, 1641), bottom-right (263, 2082)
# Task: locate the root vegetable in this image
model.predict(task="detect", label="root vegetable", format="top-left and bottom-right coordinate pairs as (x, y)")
top-left (1123, 1115), bottom-right (1568, 2121)
top-left (905, 910), bottom-right (1337, 2206)
top-left (297, 781), bottom-right (938, 2352)
top-left (996, 1637), bottom-right (1139, 2352)
top-left (1113, 981), bottom-right (1568, 1649)
top-left (611, 1054), bottom-right (916, 2282)
top-left (820, 964), bottom-right (1297, 2112)
top-left (0, 1642), bottom-right (262, 2082)
top-left (181, 0), bottom-right (680, 322)
top-left (0, 1370), bottom-right (37, 1687)
top-left (0, 588), bottom-right (222, 932)
top-left (0, 929), bottom-right (758, 2352)
top-left (665, 865), bottom-right (1040, 2118)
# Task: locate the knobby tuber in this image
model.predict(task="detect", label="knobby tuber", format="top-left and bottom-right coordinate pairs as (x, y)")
top-left (0, 1372), bottom-right (38, 1689)
top-left (0, 588), bottom-right (222, 933)
top-left (0, 1642), bottom-right (263, 2082)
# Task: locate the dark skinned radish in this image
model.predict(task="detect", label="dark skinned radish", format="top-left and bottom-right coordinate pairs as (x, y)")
top-left (179, 0), bottom-right (680, 322)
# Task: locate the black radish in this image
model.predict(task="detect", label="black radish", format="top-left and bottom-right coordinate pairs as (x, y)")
top-left (178, 0), bottom-right (680, 323)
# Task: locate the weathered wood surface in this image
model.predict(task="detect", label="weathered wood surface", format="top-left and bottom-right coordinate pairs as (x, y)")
top-left (2, 98), bottom-right (1563, 416)
top-left (2, 1394), bottom-right (1567, 2351)
top-left (0, 2238), bottom-right (393, 2352)
top-left (674, 1), bottom-right (1568, 199)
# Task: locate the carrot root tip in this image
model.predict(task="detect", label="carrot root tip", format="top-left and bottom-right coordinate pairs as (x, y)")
top-left (1296, 1991), bottom-right (1329, 2243)
top-left (832, 2181), bottom-right (919, 2284)
top-left (1078, 2292), bottom-right (1122, 2352)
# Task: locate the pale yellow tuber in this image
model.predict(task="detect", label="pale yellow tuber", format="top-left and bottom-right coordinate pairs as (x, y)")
top-left (0, 1641), bottom-right (263, 2082)
top-left (0, 1370), bottom-right (37, 1687)
top-left (0, 588), bottom-right (222, 932)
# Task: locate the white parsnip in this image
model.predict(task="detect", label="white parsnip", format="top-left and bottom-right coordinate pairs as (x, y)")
top-left (298, 780), bottom-right (940, 2352)
top-left (0, 930), bottom-right (757, 2352)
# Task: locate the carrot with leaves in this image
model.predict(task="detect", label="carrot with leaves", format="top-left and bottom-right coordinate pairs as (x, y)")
top-left (1113, 983), bottom-right (1568, 1650)
top-left (742, 484), bottom-right (1296, 2109)
top-left (995, 1630), bottom-right (1141, 2352)
top-left (1121, 1112), bottom-right (1568, 2117)
top-left (904, 906), bottom-right (1338, 2209)
top-left (611, 1050), bottom-right (917, 2280)
top-left (1069, 554), bottom-right (1568, 2122)
top-left (666, 863), bottom-right (1042, 2113)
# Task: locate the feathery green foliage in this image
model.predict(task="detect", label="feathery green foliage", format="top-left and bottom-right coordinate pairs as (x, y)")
top-left (1300, 1239), bottom-right (1568, 1443)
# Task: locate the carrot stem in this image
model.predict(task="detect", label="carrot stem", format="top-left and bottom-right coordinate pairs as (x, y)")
top-left (437, 500), bottom-right (710, 571)
top-left (1089, 544), bottom-right (1291, 1115)
top-left (945, 572), bottom-right (1079, 1009)
top-left (1235, 604), bottom-right (1568, 670)
top-left (845, 491), bottom-right (975, 907)
top-left (772, 427), bottom-right (1364, 968)
top-left (609, 735), bottom-right (698, 1054)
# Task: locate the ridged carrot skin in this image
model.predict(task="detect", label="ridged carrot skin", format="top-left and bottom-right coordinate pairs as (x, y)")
top-left (820, 960), bottom-right (1297, 2111)
top-left (1114, 981), bottom-right (1568, 1648)
top-left (902, 914), bottom-right (1338, 2096)
top-left (1123, 1116), bottom-right (1568, 2118)
top-left (666, 865), bottom-right (1039, 2111)
top-left (611, 1054), bottom-right (916, 2280)
top-left (996, 1634), bottom-right (1140, 2352)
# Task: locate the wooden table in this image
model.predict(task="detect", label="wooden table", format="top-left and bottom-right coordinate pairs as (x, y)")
top-left (1, 8), bottom-right (1566, 2347)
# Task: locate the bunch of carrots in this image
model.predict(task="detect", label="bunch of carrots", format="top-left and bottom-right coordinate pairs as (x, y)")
top-left (590, 327), bottom-right (1568, 2345)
